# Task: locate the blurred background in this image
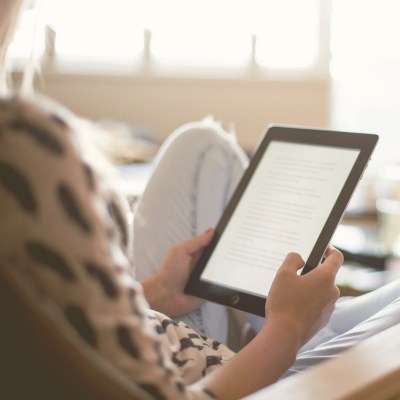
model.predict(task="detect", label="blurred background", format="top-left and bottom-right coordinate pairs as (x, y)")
top-left (8, 0), bottom-right (400, 290)
top-left (10, 0), bottom-right (400, 164)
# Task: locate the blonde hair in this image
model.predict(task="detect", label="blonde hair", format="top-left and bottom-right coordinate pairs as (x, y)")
top-left (0, 0), bottom-right (42, 97)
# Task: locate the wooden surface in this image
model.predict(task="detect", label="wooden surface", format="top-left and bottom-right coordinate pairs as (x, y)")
top-left (244, 323), bottom-right (400, 400)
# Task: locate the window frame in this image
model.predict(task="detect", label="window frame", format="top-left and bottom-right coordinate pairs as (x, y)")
top-left (10, 0), bottom-right (332, 83)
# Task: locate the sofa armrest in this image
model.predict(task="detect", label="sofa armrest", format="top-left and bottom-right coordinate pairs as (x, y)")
top-left (245, 323), bottom-right (400, 400)
top-left (0, 262), bottom-right (155, 400)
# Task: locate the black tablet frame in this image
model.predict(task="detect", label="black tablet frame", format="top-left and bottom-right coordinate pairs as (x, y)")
top-left (184, 125), bottom-right (378, 317)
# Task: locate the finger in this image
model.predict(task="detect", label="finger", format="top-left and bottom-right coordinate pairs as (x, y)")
top-left (320, 247), bottom-right (344, 275)
top-left (279, 252), bottom-right (305, 273)
top-left (324, 245), bottom-right (342, 259)
top-left (180, 228), bottom-right (215, 255)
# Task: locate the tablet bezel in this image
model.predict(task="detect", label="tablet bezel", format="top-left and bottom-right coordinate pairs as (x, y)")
top-left (184, 125), bottom-right (378, 317)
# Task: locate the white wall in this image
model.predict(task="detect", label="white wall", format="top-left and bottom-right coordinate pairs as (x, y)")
top-left (37, 73), bottom-right (329, 153)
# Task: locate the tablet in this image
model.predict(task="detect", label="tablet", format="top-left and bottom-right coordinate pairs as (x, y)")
top-left (184, 125), bottom-right (378, 316)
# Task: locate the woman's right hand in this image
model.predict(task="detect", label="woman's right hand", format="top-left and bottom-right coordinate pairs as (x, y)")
top-left (264, 247), bottom-right (343, 349)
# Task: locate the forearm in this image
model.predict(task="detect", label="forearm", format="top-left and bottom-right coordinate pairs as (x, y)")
top-left (198, 321), bottom-right (299, 400)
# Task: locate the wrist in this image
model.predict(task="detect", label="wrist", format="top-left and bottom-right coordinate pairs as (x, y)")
top-left (142, 274), bottom-right (167, 312)
top-left (259, 318), bottom-right (302, 360)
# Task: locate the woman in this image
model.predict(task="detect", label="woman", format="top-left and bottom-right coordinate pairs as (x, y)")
top-left (1, 1), bottom-right (400, 399)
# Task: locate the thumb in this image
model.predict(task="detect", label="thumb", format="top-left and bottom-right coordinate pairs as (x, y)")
top-left (279, 252), bottom-right (305, 274)
top-left (182, 228), bottom-right (215, 255)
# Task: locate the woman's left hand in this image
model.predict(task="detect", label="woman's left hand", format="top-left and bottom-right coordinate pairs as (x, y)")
top-left (142, 229), bottom-right (214, 317)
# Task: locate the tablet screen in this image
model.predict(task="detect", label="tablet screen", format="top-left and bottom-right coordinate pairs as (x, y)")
top-left (185, 125), bottom-right (378, 316)
top-left (199, 141), bottom-right (360, 297)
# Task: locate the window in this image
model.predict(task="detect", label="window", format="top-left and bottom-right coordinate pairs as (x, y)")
top-left (9, 0), bottom-right (328, 78)
top-left (330, 0), bottom-right (400, 168)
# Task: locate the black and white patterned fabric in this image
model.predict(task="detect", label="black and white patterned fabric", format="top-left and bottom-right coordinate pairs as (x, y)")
top-left (0, 97), bottom-right (235, 400)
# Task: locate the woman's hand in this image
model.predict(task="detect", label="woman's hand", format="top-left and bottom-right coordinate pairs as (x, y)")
top-left (200, 247), bottom-right (343, 400)
top-left (264, 247), bottom-right (343, 349)
top-left (142, 229), bottom-right (214, 317)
